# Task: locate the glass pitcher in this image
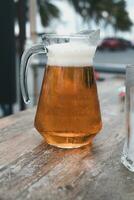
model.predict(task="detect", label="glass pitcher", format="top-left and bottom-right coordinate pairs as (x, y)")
top-left (20, 30), bottom-right (102, 148)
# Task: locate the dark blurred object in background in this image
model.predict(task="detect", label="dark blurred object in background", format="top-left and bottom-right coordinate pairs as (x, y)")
top-left (15, 0), bottom-right (27, 111)
top-left (0, 1), bottom-right (16, 116)
top-left (98, 37), bottom-right (133, 51)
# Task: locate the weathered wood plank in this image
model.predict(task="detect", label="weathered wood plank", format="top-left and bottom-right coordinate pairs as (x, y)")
top-left (1, 77), bottom-right (132, 200)
top-left (0, 109), bottom-right (42, 167)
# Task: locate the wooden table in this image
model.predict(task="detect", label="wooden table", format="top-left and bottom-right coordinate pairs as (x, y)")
top-left (0, 77), bottom-right (133, 200)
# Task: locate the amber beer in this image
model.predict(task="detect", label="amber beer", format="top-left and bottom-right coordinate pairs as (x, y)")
top-left (34, 65), bottom-right (102, 148)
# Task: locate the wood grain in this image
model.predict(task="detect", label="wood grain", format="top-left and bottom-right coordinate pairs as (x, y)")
top-left (1, 77), bottom-right (133, 200)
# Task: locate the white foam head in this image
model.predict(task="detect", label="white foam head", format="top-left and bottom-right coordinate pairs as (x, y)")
top-left (47, 42), bottom-right (96, 67)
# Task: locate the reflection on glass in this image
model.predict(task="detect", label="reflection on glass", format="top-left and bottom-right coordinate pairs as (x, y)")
top-left (121, 65), bottom-right (134, 171)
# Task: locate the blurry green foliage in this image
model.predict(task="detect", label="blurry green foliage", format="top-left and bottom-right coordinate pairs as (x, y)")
top-left (38, 0), bottom-right (132, 32)
top-left (69, 0), bottom-right (133, 31)
top-left (37, 0), bottom-right (60, 27)
top-left (14, 0), bottom-right (132, 32)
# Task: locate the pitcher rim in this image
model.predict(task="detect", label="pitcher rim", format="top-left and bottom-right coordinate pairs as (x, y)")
top-left (41, 31), bottom-right (98, 40)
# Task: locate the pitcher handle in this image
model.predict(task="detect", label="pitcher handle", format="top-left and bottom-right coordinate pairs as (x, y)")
top-left (20, 44), bottom-right (48, 104)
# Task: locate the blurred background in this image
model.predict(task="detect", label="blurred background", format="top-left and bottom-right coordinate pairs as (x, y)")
top-left (0, 0), bottom-right (134, 117)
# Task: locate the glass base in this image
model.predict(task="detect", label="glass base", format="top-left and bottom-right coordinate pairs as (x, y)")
top-left (121, 153), bottom-right (134, 172)
top-left (42, 132), bottom-right (96, 149)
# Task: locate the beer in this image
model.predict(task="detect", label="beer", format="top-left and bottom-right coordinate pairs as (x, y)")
top-left (35, 66), bottom-right (102, 148)
top-left (20, 31), bottom-right (102, 148)
top-left (34, 41), bottom-right (102, 148)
